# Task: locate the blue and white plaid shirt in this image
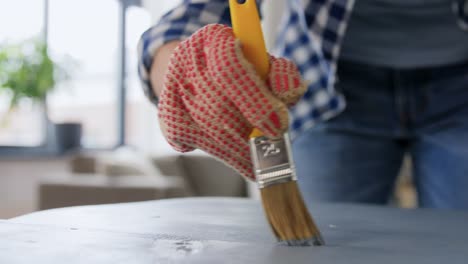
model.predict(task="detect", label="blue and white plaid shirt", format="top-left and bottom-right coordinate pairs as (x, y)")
top-left (138, 0), bottom-right (467, 139)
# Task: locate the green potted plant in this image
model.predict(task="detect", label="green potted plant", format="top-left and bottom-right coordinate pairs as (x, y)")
top-left (0, 39), bottom-right (81, 153)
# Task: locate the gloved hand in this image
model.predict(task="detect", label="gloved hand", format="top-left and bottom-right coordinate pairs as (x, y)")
top-left (158, 24), bottom-right (306, 180)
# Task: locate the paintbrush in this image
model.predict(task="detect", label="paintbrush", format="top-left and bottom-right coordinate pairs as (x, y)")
top-left (229, 0), bottom-right (324, 246)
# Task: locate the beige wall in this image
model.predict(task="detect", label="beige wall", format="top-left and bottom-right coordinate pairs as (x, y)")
top-left (0, 158), bottom-right (68, 219)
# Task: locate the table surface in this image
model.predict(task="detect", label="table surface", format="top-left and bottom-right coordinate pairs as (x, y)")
top-left (1, 198), bottom-right (468, 264)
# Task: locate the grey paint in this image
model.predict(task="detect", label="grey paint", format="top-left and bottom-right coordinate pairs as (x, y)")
top-left (2, 198), bottom-right (468, 263)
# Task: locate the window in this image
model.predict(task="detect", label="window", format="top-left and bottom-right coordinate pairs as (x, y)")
top-left (0, 0), bottom-right (46, 147)
top-left (125, 1), bottom-right (181, 154)
top-left (0, 0), bottom-right (182, 154)
top-left (125, 6), bottom-right (153, 149)
top-left (47, 0), bottom-right (120, 148)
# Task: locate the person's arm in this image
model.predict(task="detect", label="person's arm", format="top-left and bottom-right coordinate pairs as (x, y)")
top-left (149, 41), bottom-right (180, 97)
top-left (154, 24), bottom-right (306, 179)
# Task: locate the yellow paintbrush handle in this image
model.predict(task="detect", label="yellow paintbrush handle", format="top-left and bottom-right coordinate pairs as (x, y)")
top-left (229, 0), bottom-right (269, 139)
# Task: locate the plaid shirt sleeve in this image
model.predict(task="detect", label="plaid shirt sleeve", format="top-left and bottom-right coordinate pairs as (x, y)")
top-left (275, 0), bottom-right (354, 139)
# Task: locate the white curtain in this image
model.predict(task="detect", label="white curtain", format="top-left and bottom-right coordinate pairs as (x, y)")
top-left (262, 0), bottom-right (287, 50)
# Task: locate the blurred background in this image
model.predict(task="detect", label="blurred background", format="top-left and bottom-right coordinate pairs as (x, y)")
top-left (0, 0), bottom-right (416, 219)
top-left (0, 0), bottom-right (175, 151)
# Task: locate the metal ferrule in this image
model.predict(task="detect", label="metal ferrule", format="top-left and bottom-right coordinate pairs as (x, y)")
top-left (249, 132), bottom-right (297, 188)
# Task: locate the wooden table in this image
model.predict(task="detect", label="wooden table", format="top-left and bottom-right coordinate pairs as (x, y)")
top-left (1, 198), bottom-right (467, 263)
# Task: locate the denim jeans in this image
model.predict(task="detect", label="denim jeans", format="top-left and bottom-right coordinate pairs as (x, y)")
top-left (292, 60), bottom-right (468, 209)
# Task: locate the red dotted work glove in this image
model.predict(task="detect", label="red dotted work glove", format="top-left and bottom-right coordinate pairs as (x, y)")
top-left (158, 24), bottom-right (306, 180)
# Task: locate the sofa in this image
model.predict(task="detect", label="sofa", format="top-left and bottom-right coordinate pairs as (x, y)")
top-left (38, 148), bottom-right (247, 210)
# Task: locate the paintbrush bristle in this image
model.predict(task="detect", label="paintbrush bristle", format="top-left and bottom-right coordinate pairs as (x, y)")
top-left (260, 181), bottom-right (324, 246)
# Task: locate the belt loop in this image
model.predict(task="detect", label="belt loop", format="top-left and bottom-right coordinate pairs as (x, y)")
top-left (453, 0), bottom-right (468, 30)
